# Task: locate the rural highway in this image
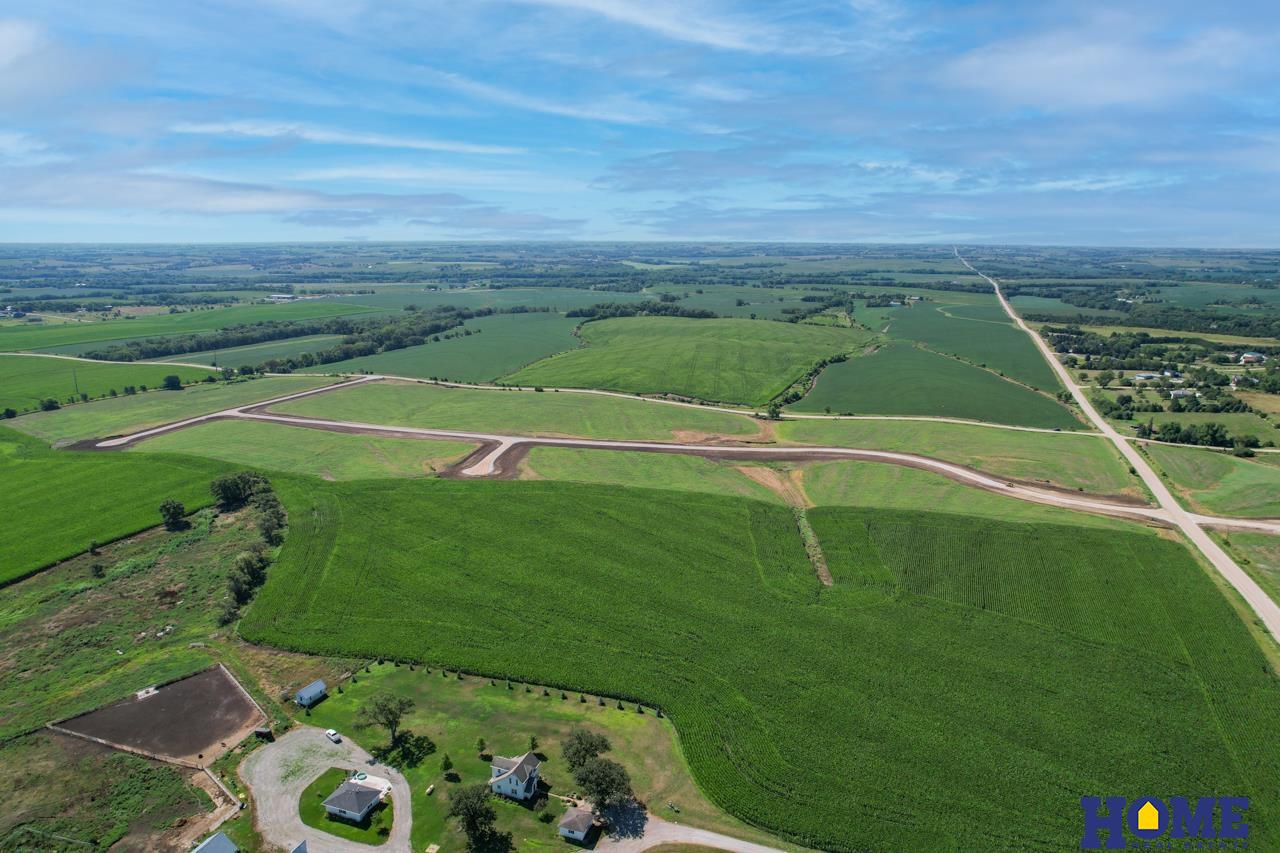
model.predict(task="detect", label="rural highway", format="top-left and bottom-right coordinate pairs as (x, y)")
top-left (956, 249), bottom-right (1280, 640)
top-left (89, 374), bottom-right (1280, 534)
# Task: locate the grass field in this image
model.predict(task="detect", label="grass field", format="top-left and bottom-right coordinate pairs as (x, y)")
top-left (1143, 443), bottom-right (1280, 517)
top-left (790, 342), bottom-right (1082, 429)
top-left (241, 477), bottom-right (1280, 851)
top-left (778, 417), bottom-right (1136, 496)
top-left (272, 380), bottom-right (762, 441)
top-left (1217, 532), bottom-right (1280, 615)
top-left (321, 313), bottom-right (581, 381)
top-left (507, 317), bottom-right (864, 406)
top-left (9, 375), bottom-right (338, 446)
top-left (306, 663), bottom-right (779, 852)
top-left (299, 767), bottom-right (393, 844)
top-left (131, 420), bottom-right (475, 480)
top-left (0, 301), bottom-right (379, 354)
top-left (330, 287), bottom-right (648, 313)
top-left (0, 355), bottom-right (217, 412)
top-left (1112, 408), bottom-right (1280, 443)
top-left (800, 461), bottom-right (1134, 530)
top-left (169, 334), bottom-right (347, 366)
top-left (0, 427), bottom-right (232, 585)
top-left (887, 301), bottom-right (1063, 390)
top-left (521, 447), bottom-right (784, 503)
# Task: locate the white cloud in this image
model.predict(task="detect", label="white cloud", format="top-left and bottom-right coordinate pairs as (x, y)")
top-left (170, 119), bottom-right (523, 155)
top-left (425, 69), bottom-right (671, 125)
top-left (0, 18), bottom-right (44, 67)
top-left (290, 163), bottom-right (587, 191)
top-left (944, 23), bottom-right (1259, 110)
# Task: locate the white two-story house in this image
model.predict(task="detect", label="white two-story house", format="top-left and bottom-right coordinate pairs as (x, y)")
top-left (489, 751), bottom-right (541, 800)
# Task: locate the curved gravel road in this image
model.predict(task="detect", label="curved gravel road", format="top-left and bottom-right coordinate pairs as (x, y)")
top-left (240, 726), bottom-right (412, 853)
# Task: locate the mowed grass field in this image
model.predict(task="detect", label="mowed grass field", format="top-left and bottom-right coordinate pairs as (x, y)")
top-left (167, 333), bottom-right (347, 366)
top-left (9, 374), bottom-right (338, 446)
top-left (791, 342), bottom-right (1082, 430)
top-left (778, 417), bottom-right (1136, 496)
top-left (321, 312), bottom-right (581, 381)
top-left (507, 317), bottom-right (863, 406)
top-left (0, 427), bottom-right (230, 585)
top-left (887, 300), bottom-right (1063, 390)
top-left (0, 355), bottom-right (216, 412)
top-left (1144, 443), bottom-right (1280, 517)
top-left (242, 477), bottom-right (1280, 851)
top-left (130, 420), bottom-right (476, 480)
top-left (0, 301), bottom-right (379, 354)
top-left (521, 447), bottom-right (785, 504)
top-left (272, 380), bottom-right (762, 441)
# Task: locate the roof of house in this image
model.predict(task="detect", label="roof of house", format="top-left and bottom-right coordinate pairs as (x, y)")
top-left (323, 781), bottom-right (382, 814)
top-left (559, 807), bottom-right (595, 832)
top-left (193, 832), bottom-right (238, 853)
top-left (490, 751), bottom-right (540, 784)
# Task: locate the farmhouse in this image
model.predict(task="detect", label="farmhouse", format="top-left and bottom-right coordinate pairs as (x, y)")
top-left (295, 679), bottom-right (326, 707)
top-left (322, 773), bottom-right (390, 822)
top-left (1170, 389), bottom-right (1198, 399)
top-left (489, 751), bottom-right (541, 800)
top-left (1240, 352), bottom-right (1267, 364)
top-left (558, 806), bottom-right (595, 841)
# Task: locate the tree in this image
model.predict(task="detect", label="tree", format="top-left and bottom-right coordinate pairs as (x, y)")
top-left (1, 407), bottom-right (15, 419)
top-left (441, 753), bottom-right (454, 775)
top-left (159, 499), bottom-right (186, 529)
top-left (39, 398), bottom-right (60, 411)
top-left (356, 692), bottom-right (415, 745)
top-left (210, 471), bottom-right (267, 508)
top-left (448, 784), bottom-right (497, 840)
top-left (528, 734), bottom-right (539, 753)
top-left (162, 374), bottom-right (184, 391)
top-left (562, 728), bottom-right (611, 771)
top-left (766, 402), bottom-right (781, 420)
top-left (574, 757), bottom-right (632, 810)
top-left (475, 736), bottom-right (487, 755)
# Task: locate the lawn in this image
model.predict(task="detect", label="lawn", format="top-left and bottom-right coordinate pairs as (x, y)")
top-left (169, 334), bottom-right (348, 367)
top-left (521, 447), bottom-right (785, 504)
top-left (306, 664), bottom-right (778, 852)
top-left (0, 301), bottom-right (379, 354)
top-left (1143, 443), bottom-right (1280, 517)
top-left (506, 317), bottom-right (864, 406)
top-left (800, 461), bottom-right (1135, 531)
top-left (320, 312), bottom-right (582, 381)
top-left (0, 427), bottom-right (232, 585)
top-left (8, 374), bottom-right (338, 446)
top-left (1216, 532), bottom-right (1280, 616)
top-left (0, 355), bottom-right (217, 413)
top-left (299, 767), bottom-right (393, 844)
top-left (778, 417), bottom-right (1137, 497)
top-left (130, 420), bottom-right (476, 480)
top-left (1111, 407), bottom-right (1280, 444)
top-left (271, 380), bottom-right (762, 442)
top-left (887, 300), bottom-right (1063, 390)
top-left (790, 342), bottom-right (1083, 430)
top-left (241, 477), bottom-right (1280, 851)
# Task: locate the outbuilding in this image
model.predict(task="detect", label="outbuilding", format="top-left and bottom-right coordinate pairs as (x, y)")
top-left (323, 780), bottom-right (382, 822)
top-left (294, 680), bottom-right (327, 708)
top-left (558, 806), bottom-right (595, 842)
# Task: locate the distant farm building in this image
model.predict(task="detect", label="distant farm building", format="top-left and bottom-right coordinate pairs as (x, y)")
top-left (295, 679), bottom-right (327, 708)
top-left (1241, 352), bottom-right (1267, 364)
top-left (489, 751), bottom-right (541, 800)
top-left (266, 293), bottom-right (296, 302)
top-left (1134, 372), bottom-right (1160, 381)
top-left (1170, 389), bottom-right (1197, 399)
top-left (558, 806), bottom-right (595, 841)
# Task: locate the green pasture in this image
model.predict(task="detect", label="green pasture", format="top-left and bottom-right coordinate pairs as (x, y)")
top-left (0, 355), bottom-right (216, 412)
top-left (507, 317), bottom-right (863, 406)
top-left (522, 447), bottom-right (783, 503)
top-left (1217, 532), bottom-right (1280, 614)
top-left (1111, 406), bottom-right (1279, 443)
top-left (9, 375), bottom-right (337, 446)
top-left (321, 312), bottom-right (581, 381)
top-left (1144, 443), bottom-right (1280, 517)
top-left (330, 287), bottom-right (647, 313)
top-left (790, 342), bottom-right (1082, 430)
top-left (0, 301), bottom-right (379, 354)
top-left (0, 427), bottom-right (231, 585)
top-left (643, 283), bottom-right (821, 320)
top-left (130, 420), bottom-right (476, 480)
top-left (272, 380), bottom-right (761, 441)
top-left (240, 477), bottom-right (1280, 851)
top-left (778, 417), bottom-right (1135, 497)
top-left (887, 301), bottom-right (1062, 390)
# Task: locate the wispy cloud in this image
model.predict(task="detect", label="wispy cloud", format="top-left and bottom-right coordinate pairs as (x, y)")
top-left (290, 163), bottom-right (587, 192)
top-left (170, 120), bottom-right (523, 155)
top-left (424, 68), bottom-right (670, 125)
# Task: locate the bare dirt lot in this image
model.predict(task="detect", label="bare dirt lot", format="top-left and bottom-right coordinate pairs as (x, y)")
top-left (54, 665), bottom-right (266, 766)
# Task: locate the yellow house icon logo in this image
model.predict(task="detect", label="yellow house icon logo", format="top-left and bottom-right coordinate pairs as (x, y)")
top-left (1136, 800), bottom-right (1160, 831)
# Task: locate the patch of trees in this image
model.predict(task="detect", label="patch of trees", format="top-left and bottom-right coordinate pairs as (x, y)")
top-left (562, 728), bottom-right (633, 812)
top-left (1134, 419), bottom-right (1260, 448)
top-left (566, 301), bottom-right (716, 320)
top-left (210, 472), bottom-right (286, 624)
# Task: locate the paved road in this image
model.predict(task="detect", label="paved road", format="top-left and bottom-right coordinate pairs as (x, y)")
top-left (239, 726), bottom-right (412, 853)
top-left (957, 249), bottom-right (1280, 640)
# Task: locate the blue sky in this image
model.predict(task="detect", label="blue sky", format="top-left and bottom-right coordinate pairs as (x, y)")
top-left (1, 0), bottom-right (1277, 245)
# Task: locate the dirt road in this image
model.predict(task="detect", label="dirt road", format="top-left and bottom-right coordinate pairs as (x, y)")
top-left (956, 249), bottom-right (1280, 640)
top-left (239, 726), bottom-right (412, 852)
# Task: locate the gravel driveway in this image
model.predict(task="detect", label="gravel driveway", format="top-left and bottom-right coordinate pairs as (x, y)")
top-left (240, 725), bottom-right (412, 853)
